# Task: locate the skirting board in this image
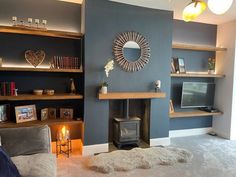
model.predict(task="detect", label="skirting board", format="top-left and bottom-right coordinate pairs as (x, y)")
top-left (83, 143), bottom-right (109, 156)
top-left (150, 137), bottom-right (170, 146)
top-left (169, 127), bottom-right (213, 138)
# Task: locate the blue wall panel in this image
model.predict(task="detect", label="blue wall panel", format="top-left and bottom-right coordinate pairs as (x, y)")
top-left (84, 0), bottom-right (173, 145)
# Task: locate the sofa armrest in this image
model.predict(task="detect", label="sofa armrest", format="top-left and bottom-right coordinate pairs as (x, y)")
top-left (0, 125), bottom-right (52, 157)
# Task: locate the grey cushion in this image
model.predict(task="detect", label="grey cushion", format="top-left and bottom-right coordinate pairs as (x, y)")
top-left (0, 125), bottom-right (51, 157)
top-left (12, 153), bottom-right (56, 177)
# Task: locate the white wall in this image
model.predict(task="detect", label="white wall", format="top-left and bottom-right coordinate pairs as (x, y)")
top-left (214, 20), bottom-right (236, 139)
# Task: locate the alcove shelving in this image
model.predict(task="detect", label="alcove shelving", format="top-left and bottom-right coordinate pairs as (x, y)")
top-left (0, 25), bottom-right (82, 39)
top-left (172, 43), bottom-right (227, 52)
top-left (171, 73), bottom-right (225, 78)
top-left (170, 42), bottom-right (226, 119)
top-left (0, 67), bottom-right (83, 73)
top-left (0, 93), bottom-right (83, 101)
top-left (0, 25), bottom-right (84, 141)
top-left (169, 110), bottom-right (223, 119)
top-left (0, 119), bottom-right (83, 128)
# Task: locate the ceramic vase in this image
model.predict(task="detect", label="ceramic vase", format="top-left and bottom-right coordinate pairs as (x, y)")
top-left (101, 86), bottom-right (108, 94)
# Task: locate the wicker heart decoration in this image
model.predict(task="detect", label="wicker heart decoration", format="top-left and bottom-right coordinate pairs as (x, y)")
top-left (25, 50), bottom-right (45, 68)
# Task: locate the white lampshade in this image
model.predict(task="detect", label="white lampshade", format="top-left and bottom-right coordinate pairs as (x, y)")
top-left (208, 0), bottom-right (233, 15)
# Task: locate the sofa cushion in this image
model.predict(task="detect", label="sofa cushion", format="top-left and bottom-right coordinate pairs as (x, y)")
top-left (0, 145), bottom-right (21, 177)
top-left (12, 153), bottom-right (56, 177)
top-left (0, 125), bottom-right (51, 157)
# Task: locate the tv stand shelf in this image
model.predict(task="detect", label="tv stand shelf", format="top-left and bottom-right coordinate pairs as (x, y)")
top-left (171, 73), bottom-right (225, 78)
top-left (169, 110), bottom-right (223, 118)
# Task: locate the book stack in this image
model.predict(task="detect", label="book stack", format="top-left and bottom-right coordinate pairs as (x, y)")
top-left (0, 82), bottom-right (16, 96)
top-left (51, 56), bottom-right (81, 69)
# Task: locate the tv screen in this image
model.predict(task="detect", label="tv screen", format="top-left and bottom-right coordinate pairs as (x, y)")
top-left (181, 82), bottom-right (215, 108)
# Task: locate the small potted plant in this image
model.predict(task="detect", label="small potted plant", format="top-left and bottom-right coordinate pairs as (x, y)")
top-left (208, 58), bottom-right (216, 74)
top-left (100, 60), bottom-right (114, 94)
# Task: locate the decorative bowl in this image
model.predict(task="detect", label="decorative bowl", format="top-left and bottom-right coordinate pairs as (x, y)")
top-left (46, 89), bottom-right (55, 96)
top-left (33, 89), bottom-right (43, 95)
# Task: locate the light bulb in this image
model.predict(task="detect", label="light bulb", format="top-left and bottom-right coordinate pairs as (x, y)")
top-left (208, 0), bottom-right (233, 15)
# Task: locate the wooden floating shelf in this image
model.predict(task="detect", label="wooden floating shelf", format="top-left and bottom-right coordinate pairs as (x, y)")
top-left (172, 43), bottom-right (227, 52)
top-left (169, 110), bottom-right (223, 118)
top-left (171, 73), bottom-right (225, 78)
top-left (0, 67), bottom-right (83, 73)
top-left (98, 92), bottom-right (166, 100)
top-left (0, 94), bottom-right (83, 101)
top-left (0, 119), bottom-right (83, 128)
top-left (0, 25), bottom-right (83, 39)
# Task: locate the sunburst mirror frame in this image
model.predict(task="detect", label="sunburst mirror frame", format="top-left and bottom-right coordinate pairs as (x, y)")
top-left (113, 31), bottom-right (151, 72)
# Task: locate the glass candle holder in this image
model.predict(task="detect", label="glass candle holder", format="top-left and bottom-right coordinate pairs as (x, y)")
top-left (12, 16), bottom-right (17, 26)
top-left (42, 19), bottom-right (47, 29)
top-left (35, 19), bottom-right (40, 28)
top-left (28, 18), bottom-right (33, 27)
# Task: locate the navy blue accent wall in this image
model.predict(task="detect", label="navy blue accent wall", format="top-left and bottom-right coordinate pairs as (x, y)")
top-left (171, 20), bottom-right (217, 130)
top-left (84, 0), bottom-right (173, 145)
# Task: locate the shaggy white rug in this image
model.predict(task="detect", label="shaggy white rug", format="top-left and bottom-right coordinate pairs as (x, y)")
top-left (88, 147), bottom-right (193, 173)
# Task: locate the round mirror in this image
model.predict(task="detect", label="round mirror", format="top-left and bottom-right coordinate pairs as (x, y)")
top-left (113, 31), bottom-right (150, 72)
top-left (123, 41), bottom-right (141, 61)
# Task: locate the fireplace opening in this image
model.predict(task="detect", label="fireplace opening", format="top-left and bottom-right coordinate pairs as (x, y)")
top-left (109, 99), bottom-right (150, 150)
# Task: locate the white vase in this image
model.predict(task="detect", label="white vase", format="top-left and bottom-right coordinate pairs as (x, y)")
top-left (101, 86), bottom-right (108, 94)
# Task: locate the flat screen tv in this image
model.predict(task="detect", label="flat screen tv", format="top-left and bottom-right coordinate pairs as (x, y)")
top-left (181, 82), bottom-right (215, 108)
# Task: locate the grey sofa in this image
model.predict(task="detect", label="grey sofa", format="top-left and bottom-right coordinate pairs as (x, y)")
top-left (0, 125), bottom-right (56, 177)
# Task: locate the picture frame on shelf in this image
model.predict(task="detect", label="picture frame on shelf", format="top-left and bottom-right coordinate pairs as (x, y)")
top-left (60, 108), bottom-right (73, 119)
top-left (177, 58), bottom-right (186, 73)
top-left (172, 57), bottom-right (179, 73)
top-left (48, 108), bottom-right (56, 119)
top-left (169, 100), bottom-right (175, 114)
top-left (0, 104), bottom-right (9, 122)
top-left (41, 108), bottom-right (48, 121)
top-left (170, 58), bottom-right (176, 73)
top-left (15, 105), bottom-right (37, 123)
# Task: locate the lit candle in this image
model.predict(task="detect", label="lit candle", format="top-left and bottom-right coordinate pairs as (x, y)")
top-left (62, 126), bottom-right (66, 139)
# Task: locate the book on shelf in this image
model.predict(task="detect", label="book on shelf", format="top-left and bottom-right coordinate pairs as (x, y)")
top-left (51, 56), bottom-right (81, 70)
top-left (171, 57), bottom-right (180, 73)
top-left (0, 82), bottom-right (15, 96)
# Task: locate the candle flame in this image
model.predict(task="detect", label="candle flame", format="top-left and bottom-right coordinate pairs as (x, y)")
top-left (62, 126), bottom-right (66, 137)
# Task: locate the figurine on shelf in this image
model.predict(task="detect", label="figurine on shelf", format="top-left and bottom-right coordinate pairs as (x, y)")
top-left (70, 78), bottom-right (76, 94)
top-left (14, 89), bottom-right (18, 96)
top-left (155, 80), bottom-right (161, 92)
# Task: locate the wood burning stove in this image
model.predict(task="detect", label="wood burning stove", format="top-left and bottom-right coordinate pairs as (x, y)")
top-left (113, 99), bottom-right (141, 148)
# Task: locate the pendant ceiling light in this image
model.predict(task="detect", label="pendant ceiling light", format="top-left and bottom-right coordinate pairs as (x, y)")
top-left (208, 0), bottom-right (233, 15)
top-left (182, 0), bottom-right (207, 22)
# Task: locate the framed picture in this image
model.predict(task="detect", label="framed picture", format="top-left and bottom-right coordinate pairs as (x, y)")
top-left (41, 108), bottom-right (48, 121)
top-left (15, 105), bottom-right (37, 123)
top-left (169, 100), bottom-right (175, 113)
top-left (178, 58), bottom-right (186, 73)
top-left (0, 104), bottom-right (9, 122)
top-left (60, 108), bottom-right (73, 119)
top-left (48, 108), bottom-right (56, 119)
